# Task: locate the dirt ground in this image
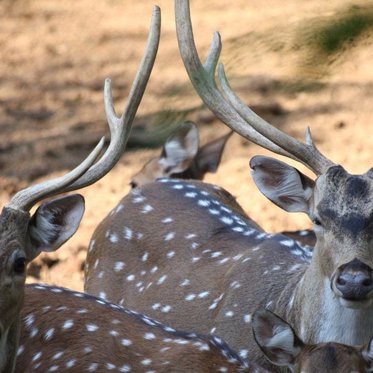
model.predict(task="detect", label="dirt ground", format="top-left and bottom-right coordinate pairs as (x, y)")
top-left (1, 0), bottom-right (373, 291)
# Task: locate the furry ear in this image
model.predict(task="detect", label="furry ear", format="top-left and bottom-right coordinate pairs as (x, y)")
top-left (362, 335), bottom-right (373, 370)
top-left (252, 309), bottom-right (304, 368)
top-left (250, 156), bottom-right (314, 213)
top-left (160, 121), bottom-right (199, 174)
top-left (194, 131), bottom-right (232, 176)
top-left (27, 194), bottom-right (85, 260)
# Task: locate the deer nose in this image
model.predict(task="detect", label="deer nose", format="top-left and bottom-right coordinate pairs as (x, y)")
top-left (334, 258), bottom-right (373, 301)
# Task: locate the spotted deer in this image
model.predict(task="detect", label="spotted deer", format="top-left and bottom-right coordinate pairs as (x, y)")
top-left (16, 284), bottom-right (256, 373)
top-left (85, 0), bottom-right (373, 368)
top-left (0, 6), bottom-right (160, 372)
top-left (131, 120), bottom-right (316, 247)
top-left (252, 309), bottom-right (373, 373)
top-left (16, 287), bottom-right (373, 373)
top-left (130, 121), bottom-right (232, 189)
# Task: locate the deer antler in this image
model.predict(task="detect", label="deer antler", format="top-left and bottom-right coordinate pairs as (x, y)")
top-left (7, 5), bottom-right (161, 212)
top-left (175, 0), bottom-right (334, 175)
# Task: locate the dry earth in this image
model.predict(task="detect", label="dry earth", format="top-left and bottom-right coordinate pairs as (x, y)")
top-left (0, 0), bottom-right (373, 291)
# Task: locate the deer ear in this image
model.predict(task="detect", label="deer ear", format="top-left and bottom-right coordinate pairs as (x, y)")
top-left (195, 131), bottom-right (232, 176)
top-left (160, 121), bottom-right (199, 174)
top-left (362, 336), bottom-right (373, 368)
top-left (252, 309), bottom-right (303, 368)
top-left (250, 156), bottom-right (314, 213)
top-left (27, 194), bottom-right (85, 260)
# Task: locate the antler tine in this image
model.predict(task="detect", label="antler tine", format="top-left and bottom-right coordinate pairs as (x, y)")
top-left (175, 0), bottom-right (335, 175)
top-left (217, 64), bottom-right (335, 175)
top-left (175, 0), bottom-right (295, 159)
top-left (7, 6), bottom-right (160, 212)
top-left (7, 137), bottom-right (105, 211)
top-left (63, 5), bottom-right (161, 192)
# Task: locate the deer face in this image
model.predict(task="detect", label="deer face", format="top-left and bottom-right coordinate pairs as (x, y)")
top-left (253, 309), bottom-right (373, 373)
top-left (312, 166), bottom-right (373, 308)
top-left (251, 157), bottom-right (373, 309)
top-left (295, 343), bottom-right (372, 373)
top-left (0, 196), bottom-right (85, 334)
top-left (0, 209), bottom-right (29, 332)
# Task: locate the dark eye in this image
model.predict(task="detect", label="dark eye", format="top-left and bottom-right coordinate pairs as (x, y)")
top-left (312, 217), bottom-right (322, 226)
top-left (13, 257), bottom-right (26, 274)
top-left (129, 181), bottom-right (138, 189)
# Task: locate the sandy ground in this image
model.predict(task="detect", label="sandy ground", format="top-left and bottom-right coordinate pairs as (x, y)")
top-left (0, 0), bottom-right (373, 290)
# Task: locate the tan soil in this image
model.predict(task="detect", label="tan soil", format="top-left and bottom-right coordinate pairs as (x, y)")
top-left (0, 0), bottom-right (372, 291)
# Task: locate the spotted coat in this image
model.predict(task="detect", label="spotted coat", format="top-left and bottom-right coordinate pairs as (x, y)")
top-left (85, 179), bottom-right (312, 369)
top-left (16, 284), bottom-right (268, 373)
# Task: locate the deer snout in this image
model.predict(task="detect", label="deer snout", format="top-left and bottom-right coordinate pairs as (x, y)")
top-left (333, 258), bottom-right (373, 302)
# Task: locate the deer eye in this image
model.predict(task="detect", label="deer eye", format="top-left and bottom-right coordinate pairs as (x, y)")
top-left (13, 257), bottom-right (26, 274)
top-left (312, 217), bottom-right (323, 226)
top-left (129, 181), bottom-right (138, 189)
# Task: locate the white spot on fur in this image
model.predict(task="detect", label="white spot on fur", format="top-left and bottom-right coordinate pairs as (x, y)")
top-left (121, 339), bottom-right (132, 346)
top-left (123, 227), bottom-right (133, 240)
top-left (198, 199), bottom-right (211, 207)
top-left (185, 192), bottom-right (197, 198)
top-left (164, 232), bottom-right (175, 241)
top-left (185, 294), bottom-right (196, 301)
top-left (86, 324), bottom-right (99, 332)
top-left (63, 320), bottom-right (74, 329)
top-left (167, 251), bottom-right (175, 258)
top-left (114, 262), bottom-right (125, 272)
top-left (157, 275), bottom-right (167, 285)
top-left (142, 205), bottom-right (154, 214)
top-left (109, 232), bottom-right (119, 243)
top-left (161, 305), bottom-right (172, 313)
top-left (180, 279), bottom-right (190, 287)
top-left (144, 332), bottom-right (156, 340)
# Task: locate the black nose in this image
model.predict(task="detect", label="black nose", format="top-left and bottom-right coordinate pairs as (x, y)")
top-left (335, 258), bottom-right (373, 301)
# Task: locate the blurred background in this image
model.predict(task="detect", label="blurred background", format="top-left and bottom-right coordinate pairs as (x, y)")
top-left (0, 0), bottom-right (372, 289)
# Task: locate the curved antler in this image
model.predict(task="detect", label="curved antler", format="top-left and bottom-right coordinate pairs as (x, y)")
top-left (7, 5), bottom-right (161, 212)
top-left (175, 0), bottom-right (334, 175)
top-left (7, 138), bottom-right (105, 211)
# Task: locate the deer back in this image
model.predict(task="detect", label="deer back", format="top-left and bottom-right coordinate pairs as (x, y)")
top-left (84, 179), bottom-right (312, 367)
top-left (17, 284), bottom-right (257, 373)
top-left (17, 286), bottom-right (373, 373)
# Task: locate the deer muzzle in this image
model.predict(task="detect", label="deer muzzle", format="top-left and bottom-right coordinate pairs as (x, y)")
top-left (332, 258), bottom-right (373, 306)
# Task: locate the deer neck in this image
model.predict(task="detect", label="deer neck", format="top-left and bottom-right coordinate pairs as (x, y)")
top-left (290, 250), bottom-right (373, 346)
top-left (0, 320), bottom-right (19, 373)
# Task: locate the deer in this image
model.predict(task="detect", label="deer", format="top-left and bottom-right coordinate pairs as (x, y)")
top-left (0, 6), bottom-right (160, 372)
top-left (84, 0), bottom-right (373, 369)
top-left (252, 309), bottom-right (373, 373)
top-left (130, 120), bottom-right (316, 247)
top-left (15, 287), bottom-right (373, 372)
top-left (130, 120), bottom-right (233, 189)
top-left (15, 284), bottom-right (254, 373)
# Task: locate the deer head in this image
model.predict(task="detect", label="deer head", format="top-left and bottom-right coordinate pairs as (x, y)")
top-left (0, 6), bottom-right (160, 372)
top-left (251, 157), bottom-right (373, 308)
top-left (130, 121), bottom-right (232, 188)
top-left (175, 0), bottom-right (373, 312)
top-left (253, 309), bottom-right (373, 373)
